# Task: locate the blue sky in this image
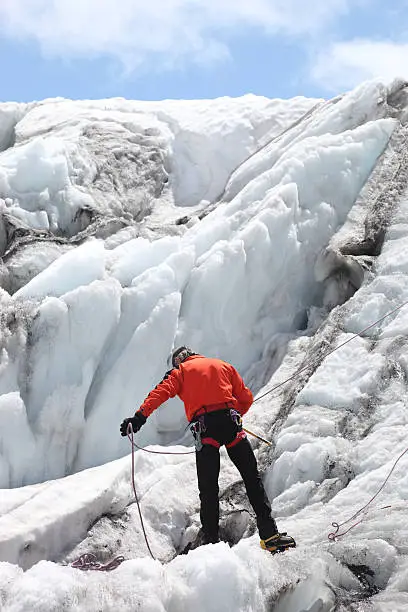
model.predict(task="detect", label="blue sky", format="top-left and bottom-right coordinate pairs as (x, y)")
top-left (0, 0), bottom-right (407, 103)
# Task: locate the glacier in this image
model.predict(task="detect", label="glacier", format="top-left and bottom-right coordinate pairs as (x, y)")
top-left (1, 79), bottom-right (408, 611)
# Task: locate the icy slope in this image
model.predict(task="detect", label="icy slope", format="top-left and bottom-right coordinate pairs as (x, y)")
top-left (1, 79), bottom-right (408, 611)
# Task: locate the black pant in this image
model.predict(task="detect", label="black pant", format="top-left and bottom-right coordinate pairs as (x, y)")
top-left (194, 410), bottom-right (277, 542)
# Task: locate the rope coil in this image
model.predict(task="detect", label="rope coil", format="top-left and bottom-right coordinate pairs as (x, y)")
top-left (71, 553), bottom-right (125, 571)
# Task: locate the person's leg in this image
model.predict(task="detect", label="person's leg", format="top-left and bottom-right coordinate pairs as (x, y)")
top-left (195, 444), bottom-right (221, 543)
top-left (227, 438), bottom-right (277, 539)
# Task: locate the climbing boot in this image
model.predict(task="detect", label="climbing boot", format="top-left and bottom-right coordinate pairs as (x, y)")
top-left (203, 532), bottom-right (220, 545)
top-left (260, 532), bottom-right (296, 554)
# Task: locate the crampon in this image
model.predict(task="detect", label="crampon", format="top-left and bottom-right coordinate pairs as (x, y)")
top-left (260, 532), bottom-right (296, 554)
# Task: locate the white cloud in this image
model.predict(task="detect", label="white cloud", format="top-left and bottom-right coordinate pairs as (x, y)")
top-left (312, 39), bottom-right (408, 92)
top-left (0, 0), bottom-right (349, 71)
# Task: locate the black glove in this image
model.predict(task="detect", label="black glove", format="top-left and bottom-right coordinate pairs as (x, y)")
top-left (120, 412), bottom-right (147, 437)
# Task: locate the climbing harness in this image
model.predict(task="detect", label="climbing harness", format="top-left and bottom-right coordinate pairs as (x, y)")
top-left (189, 409), bottom-right (249, 451)
top-left (190, 417), bottom-right (206, 451)
top-left (328, 446), bottom-right (408, 541)
top-left (230, 409), bottom-right (243, 428)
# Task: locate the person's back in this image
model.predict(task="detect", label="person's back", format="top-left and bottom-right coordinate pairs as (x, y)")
top-left (132, 351), bottom-right (253, 423)
top-left (176, 355), bottom-right (253, 421)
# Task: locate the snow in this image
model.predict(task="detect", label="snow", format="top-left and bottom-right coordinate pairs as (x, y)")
top-left (0, 102), bottom-right (27, 152)
top-left (2, 79), bottom-right (408, 610)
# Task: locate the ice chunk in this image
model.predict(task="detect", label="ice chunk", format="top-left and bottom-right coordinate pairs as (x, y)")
top-left (13, 239), bottom-right (106, 300)
top-left (297, 336), bottom-right (386, 410)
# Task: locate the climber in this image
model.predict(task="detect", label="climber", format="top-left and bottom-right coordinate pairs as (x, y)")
top-left (120, 347), bottom-right (296, 554)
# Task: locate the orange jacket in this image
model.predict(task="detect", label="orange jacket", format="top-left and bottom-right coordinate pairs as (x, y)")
top-left (139, 355), bottom-right (253, 422)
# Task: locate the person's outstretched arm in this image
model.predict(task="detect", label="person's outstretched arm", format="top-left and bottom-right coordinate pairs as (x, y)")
top-left (120, 368), bottom-right (182, 436)
top-left (139, 368), bottom-right (182, 417)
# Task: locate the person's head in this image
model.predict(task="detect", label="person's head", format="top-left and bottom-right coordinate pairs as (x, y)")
top-left (172, 346), bottom-right (195, 367)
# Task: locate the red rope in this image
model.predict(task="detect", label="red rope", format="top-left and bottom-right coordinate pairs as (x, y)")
top-left (254, 299), bottom-right (408, 404)
top-left (130, 439), bottom-right (195, 455)
top-left (71, 424), bottom-right (159, 570)
top-left (328, 447), bottom-right (408, 541)
top-left (71, 553), bottom-right (125, 571)
top-left (127, 424), bottom-right (156, 560)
